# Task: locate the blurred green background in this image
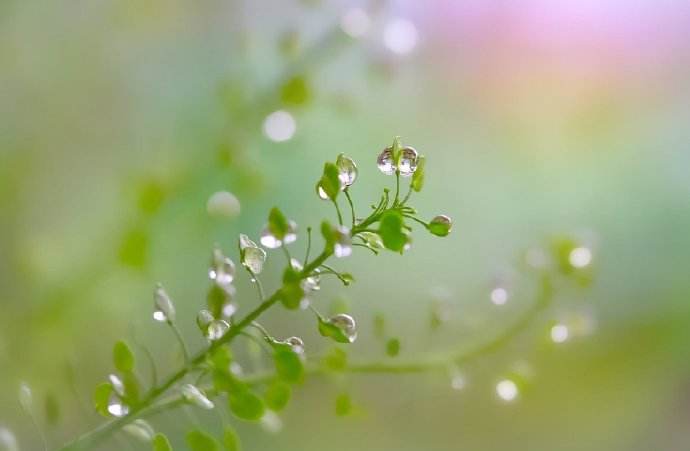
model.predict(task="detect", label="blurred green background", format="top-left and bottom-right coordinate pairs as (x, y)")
top-left (2, 1), bottom-right (690, 450)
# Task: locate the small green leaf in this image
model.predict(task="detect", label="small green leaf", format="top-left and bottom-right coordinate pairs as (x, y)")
top-left (137, 179), bottom-right (166, 215)
top-left (391, 136), bottom-right (403, 166)
top-left (223, 426), bottom-right (241, 451)
top-left (373, 313), bottom-right (386, 339)
top-left (268, 207), bottom-right (289, 240)
top-left (121, 371), bottom-right (141, 403)
top-left (280, 75), bottom-right (311, 106)
top-left (411, 155), bottom-right (426, 192)
top-left (207, 284), bottom-right (228, 318)
top-left (378, 210), bottom-right (408, 252)
top-left (317, 162), bottom-right (341, 201)
top-left (274, 345), bottom-right (304, 383)
top-left (264, 380), bottom-right (292, 411)
top-left (152, 433), bottom-right (173, 451)
top-left (228, 386), bottom-right (265, 421)
top-left (93, 383), bottom-right (113, 417)
top-left (207, 345), bottom-right (233, 372)
top-left (280, 266), bottom-right (304, 310)
top-left (113, 341), bottom-right (135, 373)
top-left (386, 338), bottom-right (401, 357)
top-left (118, 226), bottom-right (149, 269)
top-left (320, 221), bottom-right (336, 253)
top-left (335, 393), bottom-right (352, 417)
top-left (322, 347), bottom-right (347, 371)
top-left (45, 392), bottom-right (60, 426)
top-left (187, 430), bottom-right (221, 451)
top-left (318, 318), bottom-right (351, 344)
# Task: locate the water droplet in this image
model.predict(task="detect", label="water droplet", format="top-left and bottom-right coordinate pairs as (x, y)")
top-left (239, 234), bottom-right (266, 274)
top-left (428, 215), bottom-right (452, 236)
top-left (316, 183), bottom-right (330, 200)
top-left (260, 410), bottom-right (283, 433)
top-left (340, 7), bottom-right (370, 38)
top-left (260, 228), bottom-right (282, 249)
top-left (336, 154), bottom-right (358, 187)
top-left (358, 231), bottom-right (383, 249)
top-left (206, 320), bottom-right (230, 341)
top-left (107, 393), bottom-right (129, 417)
top-left (0, 427), bottom-right (19, 451)
top-left (289, 258), bottom-right (303, 271)
top-left (329, 313), bottom-right (357, 343)
top-left (108, 374), bottom-right (125, 397)
top-left (569, 246), bottom-right (592, 268)
top-left (398, 147), bottom-right (419, 177)
top-left (550, 324), bottom-right (569, 343)
top-left (333, 225), bottom-right (352, 258)
top-left (496, 379), bottom-right (519, 402)
top-left (196, 309), bottom-right (214, 334)
top-left (299, 298), bottom-right (311, 310)
top-left (376, 147), bottom-right (395, 175)
top-left (206, 191), bottom-right (240, 218)
top-left (490, 287), bottom-right (509, 306)
top-left (301, 273), bottom-right (320, 292)
top-left (123, 419), bottom-right (155, 442)
top-left (284, 220), bottom-right (298, 245)
top-left (222, 301), bottom-right (238, 319)
top-left (181, 384), bottom-right (214, 410)
top-left (209, 247), bottom-right (236, 287)
top-left (153, 283), bottom-right (176, 322)
top-left (284, 336), bottom-right (305, 355)
top-left (18, 382), bottom-right (32, 413)
top-left (383, 18), bottom-right (418, 55)
top-left (263, 110), bottom-right (296, 142)
top-left (403, 236), bottom-right (412, 251)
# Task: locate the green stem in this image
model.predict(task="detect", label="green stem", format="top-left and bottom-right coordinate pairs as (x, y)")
top-left (332, 199), bottom-right (344, 226)
top-left (304, 226), bottom-right (312, 265)
top-left (393, 171), bottom-right (400, 205)
top-left (402, 214), bottom-right (428, 229)
top-left (344, 189), bottom-right (356, 228)
top-left (167, 321), bottom-right (190, 365)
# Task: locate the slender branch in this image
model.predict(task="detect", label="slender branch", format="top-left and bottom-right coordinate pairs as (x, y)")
top-left (167, 321), bottom-right (190, 365)
top-left (332, 199), bottom-right (344, 226)
top-left (402, 214), bottom-right (428, 229)
top-left (344, 189), bottom-right (356, 228)
top-left (304, 226), bottom-right (312, 265)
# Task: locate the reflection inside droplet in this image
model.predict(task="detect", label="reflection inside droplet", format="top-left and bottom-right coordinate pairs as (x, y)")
top-left (569, 247), bottom-right (592, 268)
top-left (550, 324), bottom-right (569, 343)
top-left (490, 287), bottom-right (508, 305)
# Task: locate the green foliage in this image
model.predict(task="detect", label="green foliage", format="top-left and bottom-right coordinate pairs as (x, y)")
top-left (281, 266), bottom-right (304, 309)
top-left (45, 392), bottom-right (60, 425)
top-left (187, 430), bottom-right (221, 451)
top-left (118, 226), bottom-right (149, 268)
top-left (281, 75), bottom-right (311, 106)
top-left (152, 433), bottom-right (173, 451)
top-left (378, 210), bottom-right (408, 252)
top-left (229, 388), bottom-right (265, 421)
top-left (268, 207), bottom-right (289, 240)
top-left (335, 393), bottom-right (352, 417)
top-left (113, 341), bottom-right (135, 373)
top-left (317, 162), bottom-right (342, 201)
top-left (318, 317), bottom-right (352, 344)
top-left (411, 155), bottom-right (426, 192)
top-left (386, 338), bottom-right (401, 357)
top-left (322, 347), bottom-right (347, 371)
top-left (273, 345), bottom-right (304, 383)
top-left (223, 427), bottom-right (241, 451)
top-left (207, 284), bottom-right (228, 318)
top-left (92, 383), bottom-right (112, 418)
top-left (264, 380), bottom-right (292, 411)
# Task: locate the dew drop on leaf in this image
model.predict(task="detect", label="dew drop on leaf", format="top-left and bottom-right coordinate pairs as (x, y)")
top-left (376, 147), bottom-right (395, 175)
top-left (336, 154), bottom-right (358, 187)
top-left (107, 393), bottom-right (129, 417)
top-left (207, 320), bottom-right (230, 341)
top-left (123, 419), bottom-right (155, 442)
top-left (153, 283), bottom-right (176, 322)
top-left (209, 247), bottom-right (236, 287)
top-left (398, 146), bottom-right (419, 177)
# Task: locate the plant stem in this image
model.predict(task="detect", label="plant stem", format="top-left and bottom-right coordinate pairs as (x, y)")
top-left (332, 199), bottom-right (343, 226)
top-left (304, 226), bottom-right (312, 265)
top-left (167, 321), bottom-right (190, 365)
top-left (344, 189), bottom-right (356, 228)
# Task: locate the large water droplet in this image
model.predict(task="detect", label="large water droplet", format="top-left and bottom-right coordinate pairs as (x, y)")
top-left (123, 419), bottom-right (155, 442)
top-left (336, 154), bottom-right (358, 187)
top-left (108, 374), bottom-right (125, 397)
top-left (181, 384), bottom-right (215, 410)
top-left (206, 191), bottom-right (241, 218)
top-left (239, 234), bottom-right (266, 274)
top-left (153, 283), bottom-right (176, 322)
top-left (428, 215), bottom-right (452, 236)
top-left (206, 320), bottom-right (230, 341)
top-left (209, 247), bottom-right (236, 287)
top-left (333, 225), bottom-right (352, 258)
top-left (284, 336), bottom-right (305, 355)
top-left (196, 309), bottom-right (214, 334)
top-left (0, 427), bottom-right (19, 451)
top-left (107, 393), bottom-right (129, 417)
top-left (358, 231), bottom-right (383, 249)
top-left (376, 147), bottom-right (395, 175)
top-left (398, 146), bottom-right (419, 177)
top-left (329, 313), bottom-right (357, 343)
